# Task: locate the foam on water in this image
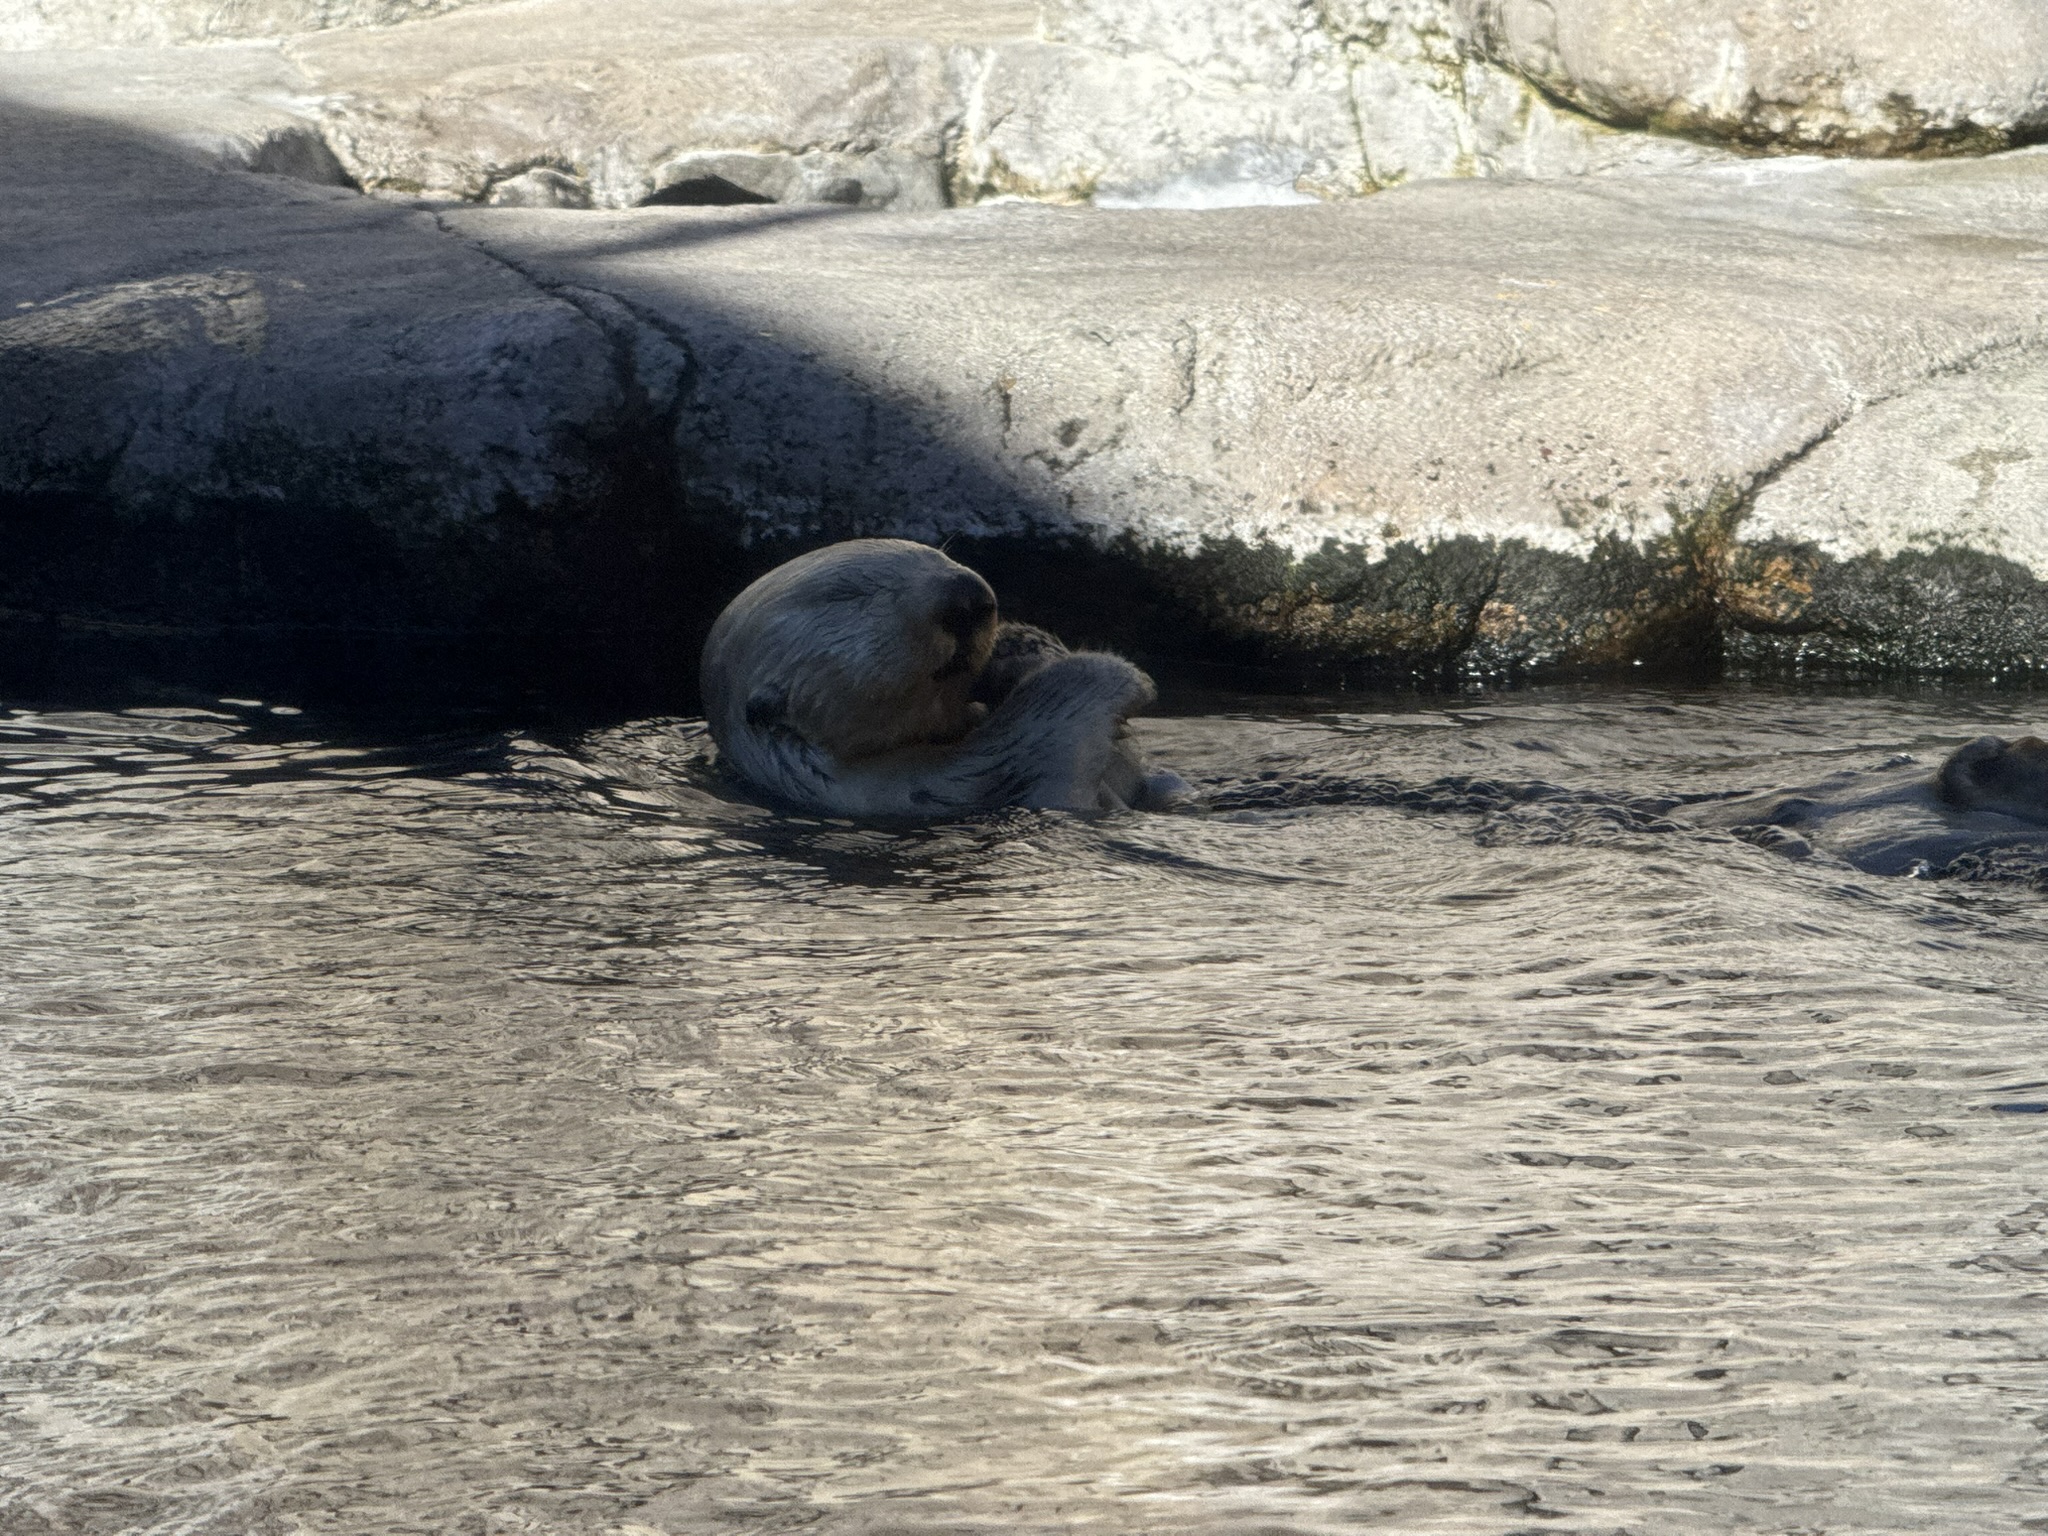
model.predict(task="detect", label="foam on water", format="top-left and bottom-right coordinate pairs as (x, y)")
top-left (5, 686), bottom-right (2048, 1535)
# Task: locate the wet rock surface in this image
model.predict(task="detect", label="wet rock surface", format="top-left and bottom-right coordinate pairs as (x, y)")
top-left (8, 88), bottom-right (2048, 694)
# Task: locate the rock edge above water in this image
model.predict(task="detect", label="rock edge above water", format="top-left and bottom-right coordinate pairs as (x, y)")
top-left (5, 93), bottom-right (2048, 701)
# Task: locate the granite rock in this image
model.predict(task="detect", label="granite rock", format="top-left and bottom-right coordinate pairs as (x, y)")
top-left (443, 149), bottom-right (2048, 672)
top-left (985, 0), bottom-right (1722, 206)
top-left (7, 69), bottom-right (2048, 685)
top-left (0, 100), bottom-right (689, 640)
top-left (0, 0), bottom-right (498, 49)
top-left (0, 0), bottom-right (1732, 218)
top-left (1458, 0), bottom-right (2048, 155)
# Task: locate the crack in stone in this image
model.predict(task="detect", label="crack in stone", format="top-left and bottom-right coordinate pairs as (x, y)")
top-left (1746, 340), bottom-right (2023, 503)
top-left (425, 212), bottom-right (697, 428)
top-left (1704, 334), bottom-right (2045, 650)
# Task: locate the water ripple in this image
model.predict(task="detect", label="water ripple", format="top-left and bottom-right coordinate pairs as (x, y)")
top-left (3, 687), bottom-right (2047, 1534)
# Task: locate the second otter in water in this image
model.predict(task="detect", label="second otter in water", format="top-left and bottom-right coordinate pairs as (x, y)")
top-left (1695, 733), bottom-right (2048, 875)
top-left (1938, 735), bottom-right (2048, 822)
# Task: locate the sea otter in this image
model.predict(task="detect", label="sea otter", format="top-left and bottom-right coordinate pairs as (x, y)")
top-left (1938, 735), bottom-right (2048, 822)
top-left (700, 539), bottom-right (1186, 817)
top-left (1694, 733), bottom-right (2048, 875)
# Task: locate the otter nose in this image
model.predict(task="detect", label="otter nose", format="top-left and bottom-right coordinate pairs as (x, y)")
top-left (936, 571), bottom-right (997, 644)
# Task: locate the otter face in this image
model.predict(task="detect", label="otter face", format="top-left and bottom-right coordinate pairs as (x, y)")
top-left (702, 539), bottom-right (998, 766)
top-left (1937, 735), bottom-right (2048, 823)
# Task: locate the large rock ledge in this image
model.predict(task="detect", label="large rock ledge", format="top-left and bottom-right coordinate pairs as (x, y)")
top-left (6, 94), bottom-right (2048, 701)
top-left (1454, 0), bottom-right (2048, 157)
top-left (10, 0), bottom-right (2046, 217)
top-left (0, 0), bottom-right (1724, 216)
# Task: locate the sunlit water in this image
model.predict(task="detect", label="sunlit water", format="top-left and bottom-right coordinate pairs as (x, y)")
top-left (6, 687), bottom-right (2048, 1536)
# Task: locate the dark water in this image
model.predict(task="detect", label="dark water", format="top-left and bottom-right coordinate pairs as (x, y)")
top-left (6, 686), bottom-right (2048, 1536)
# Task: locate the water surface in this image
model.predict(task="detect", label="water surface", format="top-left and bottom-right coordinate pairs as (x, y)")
top-left (5, 686), bottom-right (2048, 1535)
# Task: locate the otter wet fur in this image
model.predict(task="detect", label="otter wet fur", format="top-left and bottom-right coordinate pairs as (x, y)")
top-left (1938, 735), bottom-right (2048, 822)
top-left (1689, 732), bottom-right (2048, 875)
top-left (701, 540), bottom-right (1188, 818)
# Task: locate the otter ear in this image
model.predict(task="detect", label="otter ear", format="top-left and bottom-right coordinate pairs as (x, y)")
top-left (744, 683), bottom-right (789, 732)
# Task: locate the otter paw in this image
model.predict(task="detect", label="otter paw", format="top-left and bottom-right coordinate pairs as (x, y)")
top-left (972, 622), bottom-right (1070, 707)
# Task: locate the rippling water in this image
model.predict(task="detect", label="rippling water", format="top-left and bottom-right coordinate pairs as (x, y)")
top-left (7, 686), bottom-right (2048, 1536)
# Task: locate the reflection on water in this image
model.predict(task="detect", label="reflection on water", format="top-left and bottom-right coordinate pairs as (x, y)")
top-left (5, 687), bottom-right (2048, 1535)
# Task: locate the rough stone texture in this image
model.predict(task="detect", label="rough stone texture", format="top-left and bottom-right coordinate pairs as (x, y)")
top-left (317, 42), bottom-right (964, 210)
top-left (8, 0), bottom-right (2046, 234)
top-left (0, 0), bottom-right (1727, 218)
top-left (430, 148), bottom-right (2048, 674)
top-left (953, 37), bottom-right (1712, 208)
top-left (0, 2), bottom-right (1048, 211)
top-left (445, 152), bottom-right (2048, 537)
top-left (0, 45), bottom-right (355, 183)
top-left (1457, 0), bottom-right (2048, 156)
top-left (1746, 349), bottom-right (2048, 578)
top-left (0, 0), bottom-right (500, 49)
top-left (972, 0), bottom-right (1723, 207)
top-left (1723, 342), bottom-right (2048, 673)
top-left (7, 75), bottom-right (2048, 684)
top-left (0, 100), bottom-right (694, 644)
top-left (288, 0), bottom-right (1038, 209)
top-left (1033, 0), bottom-right (2048, 192)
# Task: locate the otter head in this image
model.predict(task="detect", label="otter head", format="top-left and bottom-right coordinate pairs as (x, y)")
top-left (702, 539), bottom-right (999, 766)
top-left (1937, 735), bottom-right (2048, 823)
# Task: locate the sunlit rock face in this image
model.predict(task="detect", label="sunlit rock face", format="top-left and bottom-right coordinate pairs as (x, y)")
top-left (302, 0), bottom-right (1716, 212)
top-left (1455, 0), bottom-right (2048, 157)
top-left (287, 0), bottom-right (1033, 210)
top-left (0, 1), bottom-right (1043, 211)
top-left (0, 0), bottom-right (1729, 214)
top-left (1003, 0), bottom-right (1723, 207)
top-left (8, 65), bottom-right (2048, 682)
top-left (1756, 356), bottom-right (2048, 574)
top-left (8, 0), bottom-right (2047, 218)
top-left (0, 0), bottom-right (495, 48)
top-left (439, 148), bottom-right (2048, 677)
top-left (1727, 346), bottom-right (2048, 673)
top-left (1021, 0), bottom-right (2048, 204)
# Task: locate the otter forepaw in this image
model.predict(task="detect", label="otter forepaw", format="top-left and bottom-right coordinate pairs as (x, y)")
top-left (972, 622), bottom-right (1071, 707)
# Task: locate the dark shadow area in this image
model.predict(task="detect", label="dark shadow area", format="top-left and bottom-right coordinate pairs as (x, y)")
top-left (638, 175), bottom-right (774, 207)
top-left (0, 102), bottom-right (883, 716)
